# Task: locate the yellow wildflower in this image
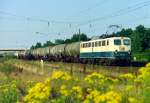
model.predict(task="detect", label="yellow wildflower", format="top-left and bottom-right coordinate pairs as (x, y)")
top-left (71, 86), bottom-right (83, 99)
top-left (51, 71), bottom-right (72, 80)
top-left (60, 85), bottom-right (70, 96)
top-left (104, 91), bottom-right (122, 103)
top-left (84, 90), bottom-right (100, 103)
top-left (85, 90), bottom-right (121, 103)
top-left (86, 90), bottom-right (100, 100)
top-left (125, 85), bottom-right (134, 91)
top-left (84, 72), bottom-right (105, 85)
top-left (119, 73), bottom-right (135, 81)
top-left (24, 82), bottom-right (51, 102)
top-left (146, 62), bottom-right (150, 67)
top-left (128, 97), bottom-right (139, 103)
top-left (138, 66), bottom-right (150, 79)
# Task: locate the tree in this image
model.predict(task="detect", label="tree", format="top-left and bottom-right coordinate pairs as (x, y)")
top-left (35, 42), bottom-right (42, 48)
top-left (135, 25), bottom-right (146, 34)
top-left (30, 45), bottom-right (35, 49)
top-left (55, 39), bottom-right (65, 44)
top-left (142, 29), bottom-right (150, 51)
top-left (115, 28), bottom-right (133, 37)
top-left (131, 31), bottom-right (142, 53)
top-left (70, 33), bottom-right (89, 42)
top-left (65, 39), bottom-right (72, 44)
top-left (135, 25), bottom-right (146, 51)
top-left (43, 40), bottom-right (54, 47)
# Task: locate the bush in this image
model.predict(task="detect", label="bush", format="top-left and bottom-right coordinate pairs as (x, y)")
top-left (0, 80), bottom-right (20, 103)
top-left (132, 52), bottom-right (150, 62)
top-left (0, 63), bottom-right (16, 77)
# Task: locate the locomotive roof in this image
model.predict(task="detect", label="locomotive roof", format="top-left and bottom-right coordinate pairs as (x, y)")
top-left (81, 37), bottom-right (130, 43)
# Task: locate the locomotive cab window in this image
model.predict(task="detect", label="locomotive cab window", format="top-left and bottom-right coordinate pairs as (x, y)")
top-left (123, 39), bottom-right (130, 45)
top-left (114, 39), bottom-right (121, 45)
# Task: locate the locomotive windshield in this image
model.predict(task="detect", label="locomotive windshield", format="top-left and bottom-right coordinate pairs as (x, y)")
top-left (114, 39), bottom-right (121, 45)
top-left (123, 39), bottom-right (130, 45)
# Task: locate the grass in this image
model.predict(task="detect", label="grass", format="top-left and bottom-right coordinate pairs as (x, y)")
top-left (132, 52), bottom-right (150, 62)
top-left (0, 58), bottom-right (144, 103)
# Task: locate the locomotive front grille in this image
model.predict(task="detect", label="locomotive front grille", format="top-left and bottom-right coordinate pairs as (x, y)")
top-left (114, 52), bottom-right (131, 59)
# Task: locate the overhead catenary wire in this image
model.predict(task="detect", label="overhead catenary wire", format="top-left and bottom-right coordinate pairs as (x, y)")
top-left (67, 0), bottom-right (111, 19)
top-left (0, 0), bottom-right (150, 36)
top-left (0, 0), bottom-right (149, 25)
top-left (0, 0), bottom-right (111, 25)
top-left (0, 10), bottom-right (82, 24)
top-left (60, 0), bottom-right (150, 35)
top-left (74, 0), bottom-right (150, 28)
top-left (65, 1), bottom-right (150, 37)
top-left (0, 0), bottom-right (148, 26)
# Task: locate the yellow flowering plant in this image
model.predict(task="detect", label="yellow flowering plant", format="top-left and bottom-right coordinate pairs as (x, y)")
top-left (24, 82), bottom-right (51, 103)
top-left (20, 63), bottom-right (150, 103)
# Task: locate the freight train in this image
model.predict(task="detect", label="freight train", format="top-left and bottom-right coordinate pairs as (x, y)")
top-left (18, 37), bottom-right (131, 65)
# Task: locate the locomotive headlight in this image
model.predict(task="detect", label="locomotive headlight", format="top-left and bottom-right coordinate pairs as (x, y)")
top-left (115, 50), bottom-right (118, 54)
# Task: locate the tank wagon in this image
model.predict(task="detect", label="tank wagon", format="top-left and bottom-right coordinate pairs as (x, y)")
top-left (18, 51), bottom-right (26, 59)
top-left (19, 37), bottom-right (131, 64)
top-left (65, 42), bottom-right (80, 62)
top-left (50, 44), bottom-right (66, 61)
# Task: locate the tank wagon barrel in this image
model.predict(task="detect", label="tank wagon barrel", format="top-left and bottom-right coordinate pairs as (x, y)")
top-left (18, 51), bottom-right (26, 59)
top-left (50, 44), bottom-right (66, 56)
top-left (64, 42), bottom-right (81, 62)
top-left (65, 42), bottom-right (80, 56)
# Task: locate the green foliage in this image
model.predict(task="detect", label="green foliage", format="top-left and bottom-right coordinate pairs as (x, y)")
top-left (55, 39), bottom-right (65, 44)
top-left (43, 40), bottom-right (54, 47)
top-left (70, 33), bottom-right (89, 42)
top-left (116, 28), bottom-right (133, 37)
top-left (0, 79), bottom-right (20, 103)
top-left (65, 39), bottom-right (72, 44)
top-left (131, 31), bottom-right (142, 53)
top-left (31, 33), bottom-right (89, 48)
top-left (0, 63), bottom-right (16, 77)
top-left (133, 52), bottom-right (150, 62)
top-left (54, 33), bottom-right (89, 44)
top-left (31, 42), bottom-right (42, 49)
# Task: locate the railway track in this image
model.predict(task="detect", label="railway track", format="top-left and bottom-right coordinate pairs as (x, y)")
top-left (8, 58), bottom-right (146, 78)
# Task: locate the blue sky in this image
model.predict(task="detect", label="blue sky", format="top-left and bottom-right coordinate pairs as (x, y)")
top-left (0, 0), bottom-right (150, 49)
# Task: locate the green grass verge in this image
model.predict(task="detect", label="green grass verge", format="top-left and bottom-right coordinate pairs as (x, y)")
top-left (132, 52), bottom-right (150, 62)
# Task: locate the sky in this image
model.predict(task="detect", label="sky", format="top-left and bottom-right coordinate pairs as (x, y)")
top-left (0, 0), bottom-right (150, 49)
